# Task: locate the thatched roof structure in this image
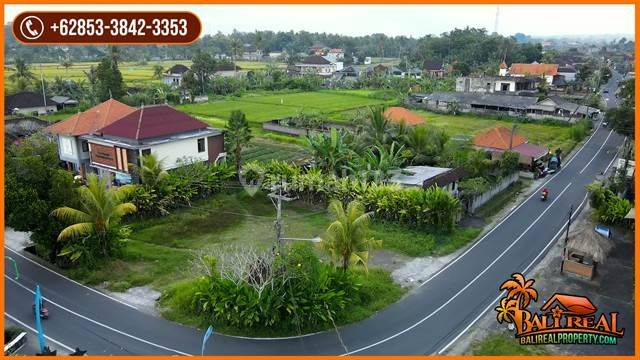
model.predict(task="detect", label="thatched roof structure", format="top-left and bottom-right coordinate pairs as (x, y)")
top-left (566, 226), bottom-right (614, 263)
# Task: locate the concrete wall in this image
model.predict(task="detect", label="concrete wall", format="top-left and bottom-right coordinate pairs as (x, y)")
top-left (468, 172), bottom-right (519, 213)
top-left (145, 137), bottom-right (210, 170)
top-left (12, 105), bottom-right (57, 116)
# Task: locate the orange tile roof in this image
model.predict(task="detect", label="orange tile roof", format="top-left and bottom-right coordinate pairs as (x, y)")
top-left (510, 63), bottom-right (559, 76)
top-left (383, 107), bottom-right (426, 126)
top-left (45, 99), bottom-right (136, 137)
top-left (473, 126), bottom-right (526, 150)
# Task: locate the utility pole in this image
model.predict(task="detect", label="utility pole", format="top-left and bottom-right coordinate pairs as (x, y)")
top-left (509, 124), bottom-right (517, 150)
top-left (39, 64), bottom-right (47, 108)
top-left (268, 182), bottom-right (296, 250)
top-left (564, 204), bottom-right (574, 245)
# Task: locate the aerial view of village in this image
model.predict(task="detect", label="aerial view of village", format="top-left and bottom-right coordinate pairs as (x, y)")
top-left (3, 3), bottom-right (636, 356)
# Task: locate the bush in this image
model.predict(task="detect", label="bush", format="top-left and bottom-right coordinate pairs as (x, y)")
top-left (586, 182), bottom-right (632, 224)
top-left (459, 177), bottom-right (491, 199)
top-left (569, 118), bottom-right (592, 142)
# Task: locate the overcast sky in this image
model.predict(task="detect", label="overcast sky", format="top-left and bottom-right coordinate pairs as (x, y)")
top-left (4, 4), bottom-right (635, 38)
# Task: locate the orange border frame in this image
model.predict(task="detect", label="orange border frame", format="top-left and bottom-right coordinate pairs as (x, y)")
top-left (0, 1), bottom-right (637, 359)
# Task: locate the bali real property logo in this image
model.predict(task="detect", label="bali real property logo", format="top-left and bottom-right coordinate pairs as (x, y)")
top-left (495, 273), bottom-right (624, 345)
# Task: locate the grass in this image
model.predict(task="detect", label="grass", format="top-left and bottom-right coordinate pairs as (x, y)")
top-left (471, 332), bottom-right (549, 355)
top-left (415, 110), bottom-right (578, 155)
top-left (474, 180), bottom-right (531, 220)
top-left (242, 138), bottom-right (310, 164)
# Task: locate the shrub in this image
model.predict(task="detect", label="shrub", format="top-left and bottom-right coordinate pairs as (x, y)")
top-left (586, 182), bottom-right (632, 224)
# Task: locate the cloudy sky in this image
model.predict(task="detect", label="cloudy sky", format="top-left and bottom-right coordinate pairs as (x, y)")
top-left (5, 4), bottom-right (635, 38)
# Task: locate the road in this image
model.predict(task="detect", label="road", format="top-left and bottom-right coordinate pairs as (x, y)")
top-left (4, 75), bottom-right (625, 355)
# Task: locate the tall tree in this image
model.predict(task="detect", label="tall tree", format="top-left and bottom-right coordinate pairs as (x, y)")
top-left (191, 51), bottom-right (216, 94)
top-left (9, 57), bottom-right (36, 84)
top-left (225, 110), bottom-right (252, 174)
top-left (320, 200), bottom-right (380, 272)
top-left (152, 64), bottom-right (164, 79)
top-left (95, 57), bottom-right (125, 101)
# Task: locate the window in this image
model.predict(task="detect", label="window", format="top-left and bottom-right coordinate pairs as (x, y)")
top-left (197, 138), bottom-right (205, 153)
top-left (141, 149), bottom-right (151, 156)
top-left (81, 140), bottom-right (89, 152)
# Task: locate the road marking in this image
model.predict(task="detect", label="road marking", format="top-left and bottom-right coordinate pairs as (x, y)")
top-left (435, 192), bottom-right (589, 354)
top-left (4, 247), bottom-right (138, 310)
top-left (4, 313), bottom-right (76, 352)
top-left (5, 277), bottom-right (192, 356)
top-left (579, 129), bottom-right (614, 174)
top-left (414, 119), bottom-right (604, 290)
top-left (343, 182), bottom-right (572, 355)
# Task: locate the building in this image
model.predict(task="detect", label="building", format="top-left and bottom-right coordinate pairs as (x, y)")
top-left (5, 91), bottom-right (57, 115)
top-left (44, 99), bottom-right (136, 176)
top-left (242, 44), bottom-right (262, 61)
top-left (507, 63), bottom-right (559, 85)
top-left (309, 43), bottom-right (328, 56)
top-left (423, 59), bottom-right (447, 77)
top-left (163, 64), bottom-right (190, 87)
top-left (557, 66), bottom-right (577, 82)
top-left (389, 165), bottom-right (466, 195)
top-left (551, 75), bottom-right (568, 92)
top-left (383, 107), bottom-right (426, 126)
top-left (390, 67), bottom-right (405, 77)
top-left (472, 126), bottom-right (548, 166)
top-left (50, 96), bottom-right (79, 110)
top-left (268, 51), bottom-right (284, 60)
top-left (327, 48), bottom-right (345, 60)
top-left (295, 56), bottom-right (339, 77)
top-left (456, 76), bottom-right (539, 94)
top-left (364, 57), bottom-right (372, 65)
top-left (82, 104), bottom-right (224, 183)
top-left (213, 63), bottom-right (243, 77)
top-left (530, 95), bottom-right (600, 119)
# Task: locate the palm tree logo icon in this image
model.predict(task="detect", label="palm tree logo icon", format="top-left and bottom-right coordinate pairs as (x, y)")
top-left (495, 273), bottom-right (538, 335)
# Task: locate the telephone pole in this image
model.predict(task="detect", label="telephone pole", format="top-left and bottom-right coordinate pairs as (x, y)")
top-left (268, 182), bottom-right (296, 250)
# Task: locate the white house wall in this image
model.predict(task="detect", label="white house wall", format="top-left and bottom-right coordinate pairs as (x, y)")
top-left (146, 137), bottom-right (208, 169)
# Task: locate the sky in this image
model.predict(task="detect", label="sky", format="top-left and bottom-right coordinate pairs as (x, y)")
top-left (4, 4), bottom-right (635, 38)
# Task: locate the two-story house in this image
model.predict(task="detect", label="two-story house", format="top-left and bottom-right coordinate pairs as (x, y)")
top-left (162, 64), bottom-right (190, 87)
top-left (295, 56), bottom-right (339, 77)
top-left (82, 104), bottom-right (224, 184)
top-left (44, 99), bottom-right (136, 176)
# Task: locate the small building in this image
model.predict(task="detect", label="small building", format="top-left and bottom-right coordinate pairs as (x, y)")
top-left (163, 64), bottom-right (190, 87)
top-left (242, 44), bottom-right (262, 61)
top-left (562, 226), bottom-right (613, 280)
top-left (389, 165), bottom-right (466, 195)
top-left (5, 91), bottom-right (57, 116)
top-left (456, 76), bottom-right (539, 94)
top-left (309, 43), bottom-right (328, 56)
top-left (82, 104), bottom-right (224, 183)
top-left (384, 107), bottom-right (426, 126)
top-left (44, 99), bottom-right (136, 176)
top-left (557, 66), bottom-right (577, 82)
top-left (364, 56), bottom-right (372, 65)
top-left (326, 48), bottom-right (345, 60)
top-left (213, 63), bottom-right (243, 77)
top-left (295, 56), bottom-right (338, 77)
top-left (423, 59), bottom-right (447, 77)
top-left (472, 126), bottom-right (548, 166)
top-left (551, 75), bottom-right (568, 92)
top-left (507, 63), bottom-right (559, 85)
top-left (50, 96), bottom-right (79, 110)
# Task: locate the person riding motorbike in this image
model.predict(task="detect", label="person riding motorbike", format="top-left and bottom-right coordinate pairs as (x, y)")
top-left (541, 188), bottom-right (549, 201)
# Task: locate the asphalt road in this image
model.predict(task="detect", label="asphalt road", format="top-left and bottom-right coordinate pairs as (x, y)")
top-left (4, 75), bottom-right (625, 355)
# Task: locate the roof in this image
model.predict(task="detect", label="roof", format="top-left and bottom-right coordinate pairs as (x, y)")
top-left (565, 226), bottom-right (613, 263)
top-left (95, 104), bottom-right (210, 141)
top-left (384, 107), bottom-right (426, 126)
top-left (512, 143), bottom-right (548, 159)
top-left (509, 63), bottom-right (559, 76)
top-left (5, 91), bottom-right (55, 113)
top-left (499, 61), bottom-right (508, 69)
top-left (552, 75), bottom-right (568, 87)
top-left (389, 166), bottom-right (451, 187)
top-left (301, 56), bottom-right (332, 65)
top-left (50, 95), bottom-right (78, 105)
top-left (540, 294), bottom-right (597, 316)
top-left (426, 92), bottom-right (539, 109)
top-left (167, 64), bottom-right (190, 74)
top-left (558, 66), bottom-right (577, 73)
top-left (45, 99), bottom-right (136, 136)
top-left (423, 59), bottom-right (444, 71)
top-left (423, 167), bottom-right (468, 188)
top-left (473, 126), bottom-right (526, 150)
top-left (328, 48), bottom-right (344, 53)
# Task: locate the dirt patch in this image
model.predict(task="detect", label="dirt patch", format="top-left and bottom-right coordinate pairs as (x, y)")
top-left (97, 285), bottom-right (162, 317)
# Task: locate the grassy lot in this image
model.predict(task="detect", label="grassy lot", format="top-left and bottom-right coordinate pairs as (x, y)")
top-left (242, 138), bottom-right (310, 164)
top-left (177, 90), bottom-right (393, 125)
top-left (471, 333), bottom-right (549, 355)
top-left (415, 110), bottom-right (578, 155)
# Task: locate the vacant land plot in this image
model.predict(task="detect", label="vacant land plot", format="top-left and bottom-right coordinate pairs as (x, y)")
top-left (242, 138), bottom-right (310, 164)
top-left (178, 90), bottom-right (393, 124)
top-left (414, 110), bottom-right (578, 154)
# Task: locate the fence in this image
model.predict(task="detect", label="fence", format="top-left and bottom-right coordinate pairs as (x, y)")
top-left (467, 172), bottom-right (520, 213)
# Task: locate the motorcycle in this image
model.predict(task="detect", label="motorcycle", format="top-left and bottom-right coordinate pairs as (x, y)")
top-left (33, 301), bottom-right (49, 319)
top-left (541, 191), bottom-right (549, 202)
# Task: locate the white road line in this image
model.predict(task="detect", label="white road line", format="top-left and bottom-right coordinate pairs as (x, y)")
top-left (4, 313), bottom-right (76, 352)
top-left (436, 192), bottom-right (589, 354)
top-left (415, 119), bottom-right (603, 290)
top-left (5, 276), bottom-right (192, 356)
top-left (343, 182), bottom-right (572, 355)
top-left (579, 129), bottom-right (614, 174)
top-left (4, 247), bottom-right (138, 310)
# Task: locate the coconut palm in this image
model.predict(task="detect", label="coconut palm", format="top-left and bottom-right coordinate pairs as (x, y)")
top-left (306, 128), bottom-right (352, 175)
top-left (363, 106), bottom-right (391, 146)
top-left (9, 57), bottom-right (36, 84)
top-left (152, 64), bottom-right (164, 79)
top-left (500, 273), bottom-right (538, 309)
top-left (230, 38), bottom-right (243, 72)
top-left (319, 200), bottom-right (381, 272)
top-left (225, 110), bottom-right (252, 174)
top-left (356, 141), bottom-right (405, 181)
top-left (135, 153), bottom-right (169, 189)
top-left (51, 174), bottom-right (137, 257)
top-left (495, 297), bottom-right (519, 325)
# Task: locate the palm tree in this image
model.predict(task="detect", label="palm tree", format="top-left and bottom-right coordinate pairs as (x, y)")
top-left (495, 297), bottom-right (519, 327)
top-left (134, 153), bottom-right (169, 189)
top-left (403, 125), bottom-right (449, 165)
top-left (500, 273), bottom-right (538, 309)
top-left (319, 200), bottom-right (381, 272)
top-left (230, 38), bottom-right (243, 73)
top-left (152, 64), bottom-right (164, 79)
top-left (225, 110), bottom-right (252, 174)
top-left (61, 59), bottom-right (73, 75)
top-left (363, 106), bottom-right (391, 146)
top-left (9, 57), bottom-right (36, 84)
top-left (51, 174), bottom-right (137, 258)
top-left (357, 141), bottom-right (405, 181)
top-left (306, 128), bottom-right (351, 175)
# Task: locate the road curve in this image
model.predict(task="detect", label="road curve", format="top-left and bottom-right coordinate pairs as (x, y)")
top-left (4, 75), bottom-right (624, 355)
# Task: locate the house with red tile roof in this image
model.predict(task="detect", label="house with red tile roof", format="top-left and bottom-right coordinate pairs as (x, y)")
top-left (473, 126), bottom-right (548, 166)
top-left (82, 104), bottom-right (224, 183)
top-left (507, 63), bottom-right (559, 85)
top-left (44, 99), bottom-right (136, 176)
top-left (383, 107), bottom-right (426, 126)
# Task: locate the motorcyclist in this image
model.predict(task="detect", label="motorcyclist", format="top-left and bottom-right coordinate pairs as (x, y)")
top-left (541, 188), bottom-right (549, 199)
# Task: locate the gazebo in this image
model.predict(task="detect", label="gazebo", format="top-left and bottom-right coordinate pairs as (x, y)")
top-left (562, 226), bottom-right (614, 280)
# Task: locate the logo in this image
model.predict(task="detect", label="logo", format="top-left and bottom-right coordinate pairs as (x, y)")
top-left (238, 167), bottom-right (265, 196)
top-left (19, 16), bottom-right (44, 40)
top-left (495, 273), bottom-right (624, 345)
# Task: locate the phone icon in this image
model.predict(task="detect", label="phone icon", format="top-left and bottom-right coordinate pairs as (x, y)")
top-left (19, 16), bottom-right (44, 40)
